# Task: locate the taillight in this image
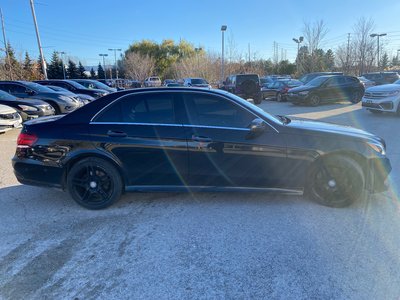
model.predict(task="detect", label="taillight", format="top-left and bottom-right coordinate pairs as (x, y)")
top-left (17, 132), bottom-right (38, 147)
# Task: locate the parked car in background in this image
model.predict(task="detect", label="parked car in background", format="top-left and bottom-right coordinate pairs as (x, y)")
top-left (183, 78), bottom-right (211, 88)
top-left (166, 83), bottom-right (183, 87)
top-left (143, 76), bottom-right (162, 87)
top-left (45, 85), bottom-right (95, 104)
top-left (0, 104), bottom-right (22, 130)
top-left (262, 79), bottom-right (303, 102)
top-left (361, 72), bottom-right (400, 85)
top-left (298, 72), bottom-right (343, 84)
top-left (287, 75), bottom-right (364, 106)
top-left (71, 79), bottom-right (117, 93)
top-left (223, 74), bottom-right (262, 104)
top-left (0, 81), bottom-right (81, 114)
top-left (362, 79), bottom-right (400, 115)
top-left (163, 79), bottom-right (176, 86)
top-left (358, 76), bottom-right (376, 89)
top-left (125, 80), bottom-right (142, 89)
top-left (260, 75), bottom-right (292, 86)
top-left (34, 80), bottom-right (109, 99)
top-left (0, 89), bottom-right (54, 121)
top-left (13, 87), bottom-right (391, 209)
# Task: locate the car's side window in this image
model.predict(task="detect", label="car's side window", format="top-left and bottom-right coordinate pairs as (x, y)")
top-left (8, 84), bottom-right (26, 94)
top-left (184, 94), bottom-right (254, 128)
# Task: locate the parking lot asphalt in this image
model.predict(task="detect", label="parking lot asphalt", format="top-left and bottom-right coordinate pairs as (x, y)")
top-left (1, 100), bottom-right (400, 299)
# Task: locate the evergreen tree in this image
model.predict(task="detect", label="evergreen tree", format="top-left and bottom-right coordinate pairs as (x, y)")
top-left (47, 51), bottom-right (63, 79)
top-left (37, 55), bottom-right (46, 79)
top-left (67, 60), bottom-right (79, 78)
top-left (380, 53), bottom-right (389, 70)
top-left (324, 49), bottom-right (335, 71)
top-left (78, 61), bottom-right (87, 79)
top-left (90, 67), bottom-right (96, 79)
top-left (6, 42), bottom-right (23, 79)
top-left (23, 52), bottom-right (34, 80)
top-left (97, 63), bottom-right (105, 80)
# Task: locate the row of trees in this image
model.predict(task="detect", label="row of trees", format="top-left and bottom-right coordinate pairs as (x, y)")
top-left (1, 17), bottom-right (399, 82)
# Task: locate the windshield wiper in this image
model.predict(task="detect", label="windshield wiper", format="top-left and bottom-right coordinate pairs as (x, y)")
top-left (277, 115), bottom-right (291, 124)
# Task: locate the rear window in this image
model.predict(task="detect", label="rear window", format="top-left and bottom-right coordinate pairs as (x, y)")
top-left (236, 75), bottom-right (259, 85)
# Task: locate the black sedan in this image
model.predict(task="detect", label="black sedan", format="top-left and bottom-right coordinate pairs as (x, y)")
top-left (34, 80), bottom-right (109, 99)
top-left (262, 79), bottom-right (303, 102)
top-left (13, 88), bottom-right (391, 209)
top-left (287, 75), bottom-right (364, 106)
top-left (0, 89), bottom-right (54, 121)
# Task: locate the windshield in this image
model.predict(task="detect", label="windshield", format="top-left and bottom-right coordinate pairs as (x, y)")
top-left (394, 79), bottom-right (400, 85)
top-left (0, 89), bottom-right (17, 100)
top-left (192, 78), bottom-right (208, 84)
top-left (305, 76), bottom-right (329, 87)
top-left (23, 81), bottom-right (54, 92)
top-left (66, 80), bottom-right (86, 89)
top-left (47, 85), bottom-right (70, 92)
top-left (237, 75), bottom-right (259, 85)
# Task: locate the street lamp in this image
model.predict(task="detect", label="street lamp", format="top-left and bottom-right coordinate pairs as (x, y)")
top-left (56, 51), bottom-right (66, 79)
top-left (221, 25), bottom-right (227, 82)
top-left (99, 53), bottom-right (108, 80)
top-left (108, 48), bottom-right (122, 80)
top-left (292, 36), bottom-right (304, 74)
top-left (370, 33), bottom-right (387, 69)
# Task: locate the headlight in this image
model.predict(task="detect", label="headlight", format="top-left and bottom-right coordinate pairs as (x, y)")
top-left (18, 105), bottom-right (39, 112)
top-left (367, 141), bottom-right (386, 155)
top-left (382, 90), bottom-right (400, 97)
top-left (94, 92), bottom-right (107, 97)
top-left (299, 91), bottom-right (309, 96)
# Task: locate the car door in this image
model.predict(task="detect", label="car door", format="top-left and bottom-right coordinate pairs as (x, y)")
top-left (180, 92), bottom-right (287, 188)
top-left (320, 78), bottom-right (339, 101)
top-left (89, 91), bottom-right (188, 186)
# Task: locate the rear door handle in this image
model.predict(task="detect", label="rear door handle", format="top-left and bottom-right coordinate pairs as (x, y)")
top-left (192, 135), bottom-right (212, 142)
top-left (107, 130), bottom-right (127, 137)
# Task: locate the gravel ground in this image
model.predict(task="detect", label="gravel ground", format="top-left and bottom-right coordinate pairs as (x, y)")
top-left (0, 100), bottom-right (400, 299)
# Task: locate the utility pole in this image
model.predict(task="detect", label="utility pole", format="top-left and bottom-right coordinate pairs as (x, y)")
top-left (30, 0), bottom-right (47, 79)
top-left (0, 8), bottom-right (12, 79)
top-left (221, 25), bottom-right (227, 82)
top-left (346, 33), bottom-right (351, 73)
top-left (99, 53), bottom-right (108, 80)
top-left (108, 48), bottom-right (121, 80)
top-left (292, 36), bottom-right (303, 75)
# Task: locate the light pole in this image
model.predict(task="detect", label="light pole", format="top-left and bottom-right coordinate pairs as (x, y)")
top-left (292, 36), bottom-right (303, 74)
top-left (108, 48), bottom-right (122, 80)
top-left (370, 33), bottom-right (387, 69)
top-left (30, 0), bottom-right (47, 79)
top-left (221, 25), bottom-right (227, 82)
top-left (56, 51), bottom-right (66, 79)
top-left (99, 53), bottom-right (108, 80)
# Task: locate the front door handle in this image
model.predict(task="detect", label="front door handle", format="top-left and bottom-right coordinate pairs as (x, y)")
top-left (107, 130), bottom-right (127, 137)
top-left (192, 135), bottom-right (212, 142)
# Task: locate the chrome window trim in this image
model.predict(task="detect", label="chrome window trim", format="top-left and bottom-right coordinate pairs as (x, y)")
top-left (90, 89), bottom-right (279, 133)
top-left (90, 121), bottom-right (250, 131)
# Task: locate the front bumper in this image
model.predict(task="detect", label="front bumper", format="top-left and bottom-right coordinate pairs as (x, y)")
top-left (287, 93), bottom-right (309, 103)
top-left (367, 157), bottom-right (392, 193)
top-left (362, 95), bottom-right (400, 112)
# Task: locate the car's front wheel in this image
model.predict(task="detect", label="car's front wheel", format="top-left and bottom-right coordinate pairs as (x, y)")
top-left (308, 94), bottom-right (321, 106)
top-left (306, 156), bottom-right (365, 207)
top-left (67, 157), bottom-right (123, 209)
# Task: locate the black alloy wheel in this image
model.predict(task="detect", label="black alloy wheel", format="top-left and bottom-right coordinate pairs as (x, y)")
top-left (350, 90), bottom-right (362, 103)
top-left (307, 156), bottom-right (365, 207)
top-left (67, 157), bottom-right (123, 209)
top-left (309, 94), bottom-right (321, 106)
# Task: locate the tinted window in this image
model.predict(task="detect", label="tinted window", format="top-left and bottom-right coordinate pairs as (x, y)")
top-left (184, 94), bottom-right (254, 128)
top-left (236, 75), bottom-right (259, 85)
top-left (96, 93), bottom-right (176, 124)
top-left (23, 81), bottom-right (54, 92)
top-left (7, 84), bottom-right (27, 94)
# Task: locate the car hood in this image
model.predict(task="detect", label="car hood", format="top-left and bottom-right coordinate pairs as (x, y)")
top-left (365, 83), bottom-right (400, 92)
top-left (0, 104), bottom-right (17, 114)
top-left (192, 84), bottom-right (210, 87)
top-left (288, 85), bottom-right (314, 93)
top-left (16, 98), bottom-right (48, 106)
top-left (286, 117), bottom-right (381, 142)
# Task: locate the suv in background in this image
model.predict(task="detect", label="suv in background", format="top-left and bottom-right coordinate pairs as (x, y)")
top-left (144, 77), bottom-right (162, 87)
top-left (299, 72), bottom-right (343, 84)
top-left (361, 72), bottom-right (400, 85)
top-left (223, 74), bottom-right (262, 104)
top-left (183, 78), bottom-right (211, 88)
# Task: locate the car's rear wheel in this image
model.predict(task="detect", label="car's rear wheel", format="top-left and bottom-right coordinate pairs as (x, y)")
top-left (276, 92), bottom-right (283, 102)
top-left (67, 157), bottom-right (123, 209)
top-left (350, 90), bottom-right (362, 103)
top-left (309, 94), bottom-right (321, 106)
top-left (306, 156), bottom-right (365, 207)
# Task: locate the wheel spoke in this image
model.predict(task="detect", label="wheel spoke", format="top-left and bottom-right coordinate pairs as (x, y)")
top-left (72, 178), bottom-right (87, 188)
top-left (81, 189), bottom-right (92, 202)
top-left (96, 187), bottom-right (109, 200)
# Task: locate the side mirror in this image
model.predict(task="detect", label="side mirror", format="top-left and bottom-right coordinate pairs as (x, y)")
top-left (26, 89), bottom-right (35, 96)
top-left (246, 118), bottom-right (266, 139)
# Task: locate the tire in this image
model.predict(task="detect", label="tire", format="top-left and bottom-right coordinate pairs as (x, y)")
top-left (67, 157), bottom-right (123, 209)
top-left (306, 156), bottom-right (365, 208)
top-left (276, 92), bottom-right (283, 102)
top-left (48, 102), bottom-right (61, 114)
top-left (309, 94), bottom-right (321, 106)
top-left (253, 93), bottom-right (262, 104)
top-left (350, 90), bottom-right (362, 103)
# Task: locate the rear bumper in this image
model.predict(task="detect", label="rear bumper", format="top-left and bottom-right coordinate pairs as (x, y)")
top-left (367, 157), bottom-right (392, 193)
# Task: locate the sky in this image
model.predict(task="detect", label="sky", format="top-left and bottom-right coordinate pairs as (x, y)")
top-left (1, 0), bottom-right (400, 67)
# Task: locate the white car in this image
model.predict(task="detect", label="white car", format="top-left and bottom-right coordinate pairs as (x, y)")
top-left (362, 79), bottom-right (400, 114)
top-left (143, 77), bottom-right (162, 87)
top-left (0, 104), bottom-right (22, 133)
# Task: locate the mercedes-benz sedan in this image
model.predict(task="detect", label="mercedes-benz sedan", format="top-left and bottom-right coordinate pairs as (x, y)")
top-left (13, 88), bottom-right (391, 209)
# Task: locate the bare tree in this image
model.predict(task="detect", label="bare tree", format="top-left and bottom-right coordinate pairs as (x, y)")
top-left (123, 52), bottom-right (155, 81)
top-left (302, 20), bottom-right (328, 72)
top-left (352, 17), bottom-right (376, 75)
